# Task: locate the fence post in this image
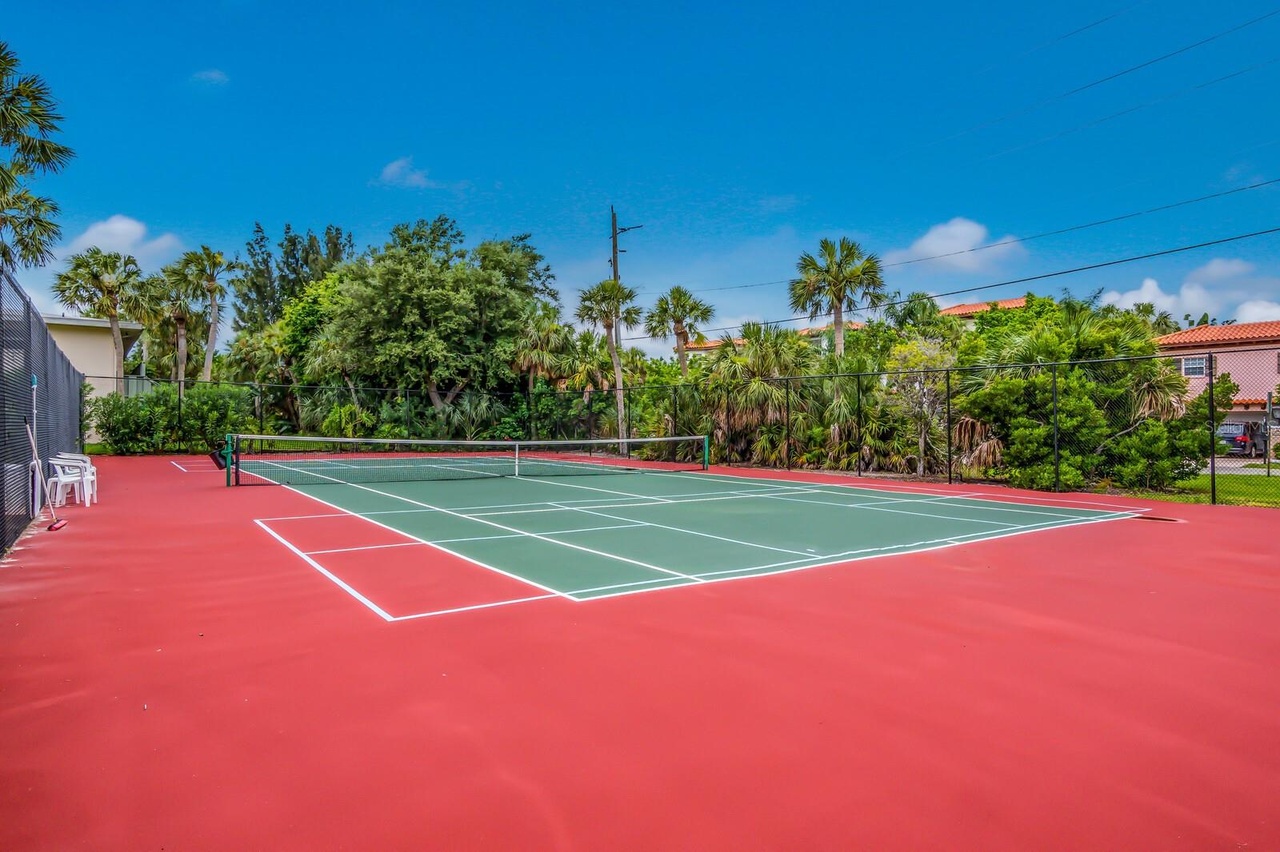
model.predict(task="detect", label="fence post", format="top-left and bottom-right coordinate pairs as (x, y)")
top-left (1051, 363), bottom-right (1061, 492)
top-left (785, 378), bottom-right (792, 471)
top-left (945, 369), bottom-right (953, 485)
top-left (724, 389), bottom-right (733, 466)
top-left (626, 387), bottom-right (633, 456)
top-left (855, 382), bottom-right (862, 477)
top-left (1268, 390), bottom-right (1273, 479)
top-left (671, 387), bottom-right (679, 438)
top-left (1208, 353), bottom-right (1216, 505)
top-left (254, 384), bottom-right (264, 435)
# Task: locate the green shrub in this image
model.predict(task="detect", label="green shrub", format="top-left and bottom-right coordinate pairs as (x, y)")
top-left (86, 384), bottom-right (256, 453)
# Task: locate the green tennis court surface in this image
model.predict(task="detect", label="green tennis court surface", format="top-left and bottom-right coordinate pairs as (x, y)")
top-left (260, 469), bottom-right (1139, 605)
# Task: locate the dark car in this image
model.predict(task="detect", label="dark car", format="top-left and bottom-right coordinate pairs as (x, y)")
top-left (1218, 421), bottom-right (1270, 458)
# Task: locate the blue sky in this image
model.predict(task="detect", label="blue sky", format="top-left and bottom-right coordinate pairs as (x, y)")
top-left (10, 1), bottom-right (1280, 353)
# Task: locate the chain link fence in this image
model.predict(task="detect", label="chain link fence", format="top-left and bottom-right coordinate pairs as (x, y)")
top-left (80, 345), bottom-right (1280, 507)
top-left (2, 270), bottom-right (84, 552)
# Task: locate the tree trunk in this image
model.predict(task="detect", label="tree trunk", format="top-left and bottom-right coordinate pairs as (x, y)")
top-left (833, 305), bottom-right (844, 358)
top-left (202, 282), bottom-right (218, 382)
top-left (675, 321), bottom-right (688, 377)
top-left (605, 320), bottom-right (626, 440)
top-left (109, 315), bottom-right (124, 395)
top-left (175, 316), bottom-right (188, 395)
top-left (918, 425), bottom-right (927, 476)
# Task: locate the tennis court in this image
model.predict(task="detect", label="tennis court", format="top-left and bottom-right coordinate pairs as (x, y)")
top-left (5, 452), bottom-right (1280, 851)
top-left (244, 445), bottom-right (1136, 616)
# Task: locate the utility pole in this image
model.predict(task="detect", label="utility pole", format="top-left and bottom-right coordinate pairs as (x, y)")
top-left (608, 206), bottom-right (643, 351)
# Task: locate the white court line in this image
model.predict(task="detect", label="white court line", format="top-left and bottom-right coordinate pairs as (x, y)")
top-left (563, 508), bottom-right (1138, 602)
top-left (305, 541), bottom-right (431, 556)
top-left (255, 487), bottom-right (573, 600)
top-left (308, 521), bottom-right (649, 553)
top-left (389, 593), bottom-right (561, 621)
top-left (759, 492), bottom-right (1023, 528)
top-left (170, 461), bottom-right (188, 472)
top-left (433, 521), bottom-right (648, 544)
top-left (272, 468), bottom-right (704, 584)
top-left (465, 487), bottom-right (830, 519)
top-left (253, 482), bottom-right (821, 523)
top-left (648, 469), bottom-right (1148, 514)
top-left (547, 502), bottom-right (823, 558)
top-left (255, 520), bottom-right (395, 621)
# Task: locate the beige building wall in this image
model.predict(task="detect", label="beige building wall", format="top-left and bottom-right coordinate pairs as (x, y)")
top-left (42, 317), bottom-right (143, 401)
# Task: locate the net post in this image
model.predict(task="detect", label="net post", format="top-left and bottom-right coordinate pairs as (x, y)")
top-left (702, 434), bottom-right (709, 470)
top-left (514, 442), bottom-right (520, 477)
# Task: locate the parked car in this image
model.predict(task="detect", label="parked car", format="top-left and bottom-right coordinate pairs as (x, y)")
top-left (1217, 421), bottom-right (1270, 458)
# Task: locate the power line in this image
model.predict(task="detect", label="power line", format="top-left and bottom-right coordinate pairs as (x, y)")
top-left (925, 7), bottom-right (1280, 149)
top-left (633, 177), bottom-right (1279, 297)
top-left (973, 2), bottom-right (1151, 77)
top-left (982, 56), bottom-right (1280, 162)
top-left (625, 225), bottom-right (1280, 341)
top-left (885, 176), bottom-right (1279, 269)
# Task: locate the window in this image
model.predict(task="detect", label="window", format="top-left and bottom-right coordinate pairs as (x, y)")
top-left (1276, 352), bottom-right (1280, 374)
top-left (1181, 356), bottom-right (1206, 377)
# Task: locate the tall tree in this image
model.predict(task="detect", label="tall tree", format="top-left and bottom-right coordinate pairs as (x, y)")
top-left (513, 300), bottom-right (571, 395)
top-left (323, 220), bottom-right (546, 410)
top-left (154, 263), bottom-right (207, 386)
top-left (0, 41), bottom-right (74, 272)
top-left (177, 245), bottom-right (240, 381)
top-left (575, 279), bottom-right (642, 440)
top-left (645, 285), bottom-right (715, 377)
top-left (53, 249), bottom-right (149, 393)
top-left (790, 237), bottom-right (885, 358)
top-left (230, 222), bottom-right (355, 331)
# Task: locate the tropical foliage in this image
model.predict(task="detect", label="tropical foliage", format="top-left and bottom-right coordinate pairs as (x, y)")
top-left (37, 209), bottom-right (1230, 496)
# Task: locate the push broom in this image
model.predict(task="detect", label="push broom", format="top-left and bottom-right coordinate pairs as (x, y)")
top-left (24, 419), bottom-right (67, 531)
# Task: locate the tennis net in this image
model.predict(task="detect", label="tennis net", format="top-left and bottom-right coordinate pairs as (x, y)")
top-left (227, 434), bottom-right (709, 486)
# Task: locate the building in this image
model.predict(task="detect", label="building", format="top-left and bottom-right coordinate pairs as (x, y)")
top-left (1154, 321), bottom-right (1280, 427)
top-left (938, 296), bottom-right (1027, 328)
top-left (42, 315), bottom-right (144, 400)
top-left (684, 321), bottom-right (865, 355)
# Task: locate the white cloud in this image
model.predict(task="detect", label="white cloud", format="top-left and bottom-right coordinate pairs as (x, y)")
top-left (17, 216), bottom-right (184, 317)
top-left (378, 156), bottom-right (431, 188)
top-left (1100, 277), bottom-right (1216, 319)
top-left (66, 214), bottom-right (183, 269)
top-left (1234, 300), bottom-right (1280, 323)
top-left (191, 69), bottom-right (229, 85)
top-left (1188, 258), bottom-right (1254, 282)
top-left (883, 217), bottom-right (1023, 272)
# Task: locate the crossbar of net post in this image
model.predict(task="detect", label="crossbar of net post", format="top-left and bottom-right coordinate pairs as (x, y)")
top-left (225, 434), bottom-right (710, 486)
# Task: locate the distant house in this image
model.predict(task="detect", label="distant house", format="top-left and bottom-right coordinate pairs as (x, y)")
top-left (685, 321), bottom-right (865, 355)
top-left (939, 296), bottom-right (1027, 328)
top-left (42, 315), bottom-right (144, 400)
top-left (1154, 321), bottom-right (1280, 425)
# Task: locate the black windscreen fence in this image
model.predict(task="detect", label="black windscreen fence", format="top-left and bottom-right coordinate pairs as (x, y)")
top-left (1, 270), bottom-right (83, 552)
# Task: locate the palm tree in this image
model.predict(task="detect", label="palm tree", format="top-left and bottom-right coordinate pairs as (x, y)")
top-left (177, 246), bottom-right (240, 382)
top-left (575, 279), bottom-right (642, 440)
top-left (512, 300), bottom-right (571, 395)
top-left (53, 248), bottom-right (149, 393)
top-left (155, 261), bottom-right (207, 389)
top-left (644, 285), bottom-right (715, 378)
top-left (706, 322), bottom-right (815, 463)
top-left (0, 42), bottom-right (74, 272)
top-left (790, 237), bottom-right (884, 358)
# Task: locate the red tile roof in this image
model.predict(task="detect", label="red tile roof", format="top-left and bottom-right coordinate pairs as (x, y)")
top-left (685, 321), bottom-right (864, 352)
top-left (938, 296), bottom-right (1027, 317)
top-left (1154, 320), bottom-right (1280, 348)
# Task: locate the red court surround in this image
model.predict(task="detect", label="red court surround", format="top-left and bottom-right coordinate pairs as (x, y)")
top-left (2, 456), bottom-right (1278, 850)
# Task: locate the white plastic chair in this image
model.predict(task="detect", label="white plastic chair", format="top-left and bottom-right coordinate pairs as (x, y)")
top-left (47, 459), bottom-right (88, 507)
top-left (54, 453), bottom-right (97, 504)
